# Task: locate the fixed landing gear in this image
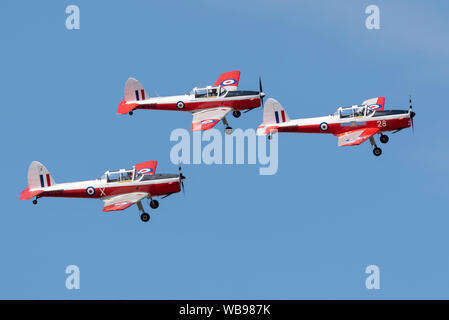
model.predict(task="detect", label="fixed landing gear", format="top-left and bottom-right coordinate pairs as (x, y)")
top-left (137, 200), bottom-right (151, 223)
top-left (222, 116), bottom-right (233, 135)
top-left (32, 196), bottom-right (41, 205)
top-left (232, 110), bottom-right (241, 118)
top-left (150, 199), bottom-right (159, 209)
top-left (137, 198), bottom-right (160, 222)
top-left (128, 111), bottom-right (133, 116)
top-left (369, 136), bottom-right (382, 157)
top-left (380, 134), bottom-right (389, 144)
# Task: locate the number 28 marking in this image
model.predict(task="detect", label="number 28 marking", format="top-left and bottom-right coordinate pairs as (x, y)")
top-left (377, 120), bottom-right (386, 128)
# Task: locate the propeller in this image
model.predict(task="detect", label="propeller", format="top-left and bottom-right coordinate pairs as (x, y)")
top-left (409, 95), bottom-right (416, 132)
top-left (259, 76), bottom-right (265, 105)
top-left (178, 162), bottom-right (186, 195)
top-left (244, 77), bottom-right (265, 114)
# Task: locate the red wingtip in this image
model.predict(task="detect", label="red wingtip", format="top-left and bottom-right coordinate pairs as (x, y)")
top-left (117, 99), bottom-right (138, 115)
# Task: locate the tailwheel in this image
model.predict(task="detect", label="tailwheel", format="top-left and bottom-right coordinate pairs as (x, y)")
top-left (140, 212), bottom-right (150, 222)
top-left (128, 111), bottom-right (133, 116)
top-left (380, 134), bottom-right (389, 144)
top-left (232, 110), bottom-right (241, 118)
top-left (32, 199), bottom-right (38, 205)
top-left (150, 199), bottom-right (159, 209)
top-left (268, 134), bottom-right (273, 140)
top-left (373, 147), bottom-right (382, 157)
top-left (225, 127), bottom-right (233, 135)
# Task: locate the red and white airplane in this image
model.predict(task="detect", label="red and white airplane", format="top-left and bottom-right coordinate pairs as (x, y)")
top-left (117, 71), bottom-right (265, 134)
top-left (257, 97), bottom-right (416, 156)
top-left (19, 160), bottom-right (186, 222)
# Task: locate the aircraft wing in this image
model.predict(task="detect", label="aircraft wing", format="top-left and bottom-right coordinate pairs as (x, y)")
top-left (102, 192), bottom-right (149, 212)
top-left (191, 107), bottom-right (233, 131)
top-left (336, 128), bottom-right (380, 147)
top-left (214, 71), bottom-right (240, 91)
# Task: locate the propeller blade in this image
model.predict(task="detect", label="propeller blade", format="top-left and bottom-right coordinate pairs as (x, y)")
top-left (259, 76), bottom-right (265, 106)
top-left (178, 161), bottom-right (186, 195)
top-left (408, 95), bottom-right (415, 133)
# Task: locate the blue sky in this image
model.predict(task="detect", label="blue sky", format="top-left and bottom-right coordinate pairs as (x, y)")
top-left (1, 0), bottom-right (449, 299)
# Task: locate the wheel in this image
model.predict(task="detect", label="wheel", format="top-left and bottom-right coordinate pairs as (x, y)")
top-left (32, 199), bottom-right (37, 205)
top-left (268, 135), bottom-right (272, 140)
top-left (140, 213), bottom-right (150, 222)
top-left (373, 147), bottom-right (382, 156)
top-left (232, 110), bottom-right (241, 118)
top-left (150, 199), bottom-right (159, 209)
top-left (380, 134), bottom-right (389, 144)
top-left (225, 127), bottom-right (233, 135)
top-left (128, 111), bottom-right (133, 116)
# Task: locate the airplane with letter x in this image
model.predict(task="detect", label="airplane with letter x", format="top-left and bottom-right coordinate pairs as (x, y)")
top-left (257, 97), bottom-right (416, 156)
top-left (117, 71), bottom-right (265, 134)
top-left (19, 160), bottom-right (186, 222)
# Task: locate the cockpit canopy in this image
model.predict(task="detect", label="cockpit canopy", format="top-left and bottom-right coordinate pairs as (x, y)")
top-left (191, 85), bottom-right (227, 98)
top-left (335, 105), bottom-right (374, 118)
top-left (100, 168), bottom-right (142, 183)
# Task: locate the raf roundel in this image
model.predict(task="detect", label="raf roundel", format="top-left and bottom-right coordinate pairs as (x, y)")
top-left (137, 168), bottom-right (154, 175)
top-left (369, 104), bottom-right (382, 110)
top-left (220, 79), bottom-right (237, 86)
top-left (320, 122), bottom-right (329, 131)
top-left (176, 101), bottom-right (185, 109)
top-left (200, 119), bottom-right (217, 125)
top-left (86, 186), bottom-right (96, 196)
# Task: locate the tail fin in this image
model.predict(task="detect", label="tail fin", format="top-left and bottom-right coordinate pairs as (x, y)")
top-left (263, 98), bottom-right (290, 124)
top-left (362, 97), bottom-right (385, 111)
top-left (257, 98), bottom-right (290, 135)
top-left (117, 77), bottom-right (148, 114)
top-left (20, 161), bottom-right (55, 200)
top-left (124, 77), bottom-right (148, 102)
top-left (27, 161), bottom-right (55, 189)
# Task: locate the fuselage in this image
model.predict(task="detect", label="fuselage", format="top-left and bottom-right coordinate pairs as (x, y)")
top-left (34, 174), bottom-right (181, 199)
top-left (132, 90), bottom-right (262, 112)
top-left (264, 110), bottom-right (412, 135)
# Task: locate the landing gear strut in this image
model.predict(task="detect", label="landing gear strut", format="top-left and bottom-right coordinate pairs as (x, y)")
top-left (232, 110), bottom-right (241, 118)
top-left (380, 134), bottom-right (389, 144)
top-left (137, 200), bottom-right (150, 222)
top-left (222, 116), bottom-right (233, 135)
top-left (369, 136), bottom-right (382, 156)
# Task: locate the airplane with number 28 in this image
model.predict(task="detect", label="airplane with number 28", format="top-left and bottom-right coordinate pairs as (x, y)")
top-left (257, 97), bottom-right (416, 156)
top-left (117, 71), bottom-right (265, 134)
top-left (19, 160), bottom-right (186, 222)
